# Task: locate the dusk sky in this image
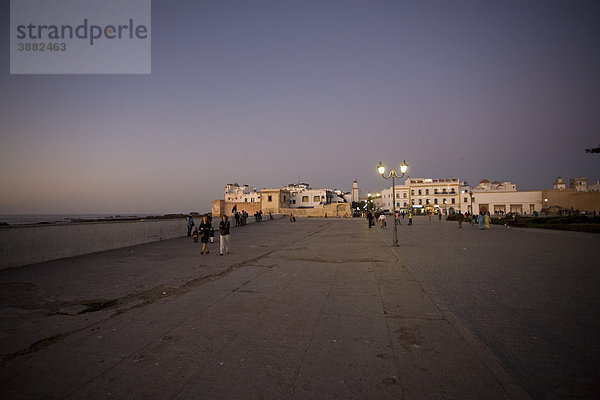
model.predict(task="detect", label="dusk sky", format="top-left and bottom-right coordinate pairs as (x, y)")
top-left (1, 1), bottom-right (599, 214)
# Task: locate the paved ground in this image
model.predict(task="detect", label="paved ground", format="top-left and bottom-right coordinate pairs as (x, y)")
top-left (0, 216), bottom-right (595, 399)
top-left (377, 215), bottom-right (600, 399)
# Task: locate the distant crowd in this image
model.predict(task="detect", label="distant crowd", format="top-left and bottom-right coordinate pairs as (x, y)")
top-left (365, 209), bottom-right (495, 230)
top-left (185, 207), bottom-right (274, 256)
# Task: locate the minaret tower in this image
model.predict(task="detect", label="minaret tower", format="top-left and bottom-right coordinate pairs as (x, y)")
top-left (351, 180), bottom-right (360, 203)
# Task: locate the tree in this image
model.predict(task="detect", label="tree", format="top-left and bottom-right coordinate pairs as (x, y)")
top-left (585, 146), bottom-right (600, 153)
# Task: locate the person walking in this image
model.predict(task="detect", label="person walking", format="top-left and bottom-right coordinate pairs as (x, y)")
top-left (367, 211), bottom-right (374, 228)
top-left (234, 211), bottom-right (240, 227)
top-left (483, 211), bottom-right (491, 230)
top-left (186, 213), bottom-right (195, 237)
top-left (478, 211), bottom-right (485, 230)
top-left (219, 215), bottom-right (231, 255)
top-left (408, 211), bottom-right (413, 226)
top-left (457, 211), bottom-right (464, 229)
top-left (395, 211), bottom-right (400, 225)
top-left (438, 212), bottom-right (442, 222)
top-left (199, 215), bottom-right (212, 254)
top-left (379, 213), bottom-right (386, 228)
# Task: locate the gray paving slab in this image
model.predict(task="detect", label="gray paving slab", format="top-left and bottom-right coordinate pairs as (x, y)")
top-left (377, 216), bottom-right (600, 400)
top-left (1, 217), bottom-right (528, 399)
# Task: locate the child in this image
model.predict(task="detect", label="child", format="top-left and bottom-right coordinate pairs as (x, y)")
top-left (192, 227), bottom-right (199, 243)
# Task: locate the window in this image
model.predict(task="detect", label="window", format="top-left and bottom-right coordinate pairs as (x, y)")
top-left (418, 199), bottom-right (422, 205)
top-left (411, 190), bottom-right (414, 195)
top-left (434, 189), bottom-right (438, 194)
top-left (403, 202), bottom-right (408, 207)
top-left (396, 193), bottom-right (399, 198)
top-left (403, 193), bottom-right (407, 198)
top-left (268, 195), bottom-right (272, 202)
top-left (411, 199), bottom-right (415, 205)
top-left (451, 198), bottom-right (455, 204)
top-left (426, 199), bottom-right (430, 204)
top-left (292, 200), bottom-right (296, 204)
top-left (302, 196), bottom-right (309, 202)
top-left (314, 196), bottom-right (320, 202)
top-left (434, 199), bottom-right (438, 204)
top-left (464, 198), bottom-right (468, 202)
top-left (418, 189), bottom-right (422, 195)
top-left (426, 189), bottom-right (429, 195)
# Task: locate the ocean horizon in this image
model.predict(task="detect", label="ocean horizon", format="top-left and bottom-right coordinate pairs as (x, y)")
top-left (0, 213), bottom-right (176, 226)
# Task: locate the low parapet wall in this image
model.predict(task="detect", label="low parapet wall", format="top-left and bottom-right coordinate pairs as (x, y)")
top-left (0, 218), bottom-right (186, 270)
top-left (283, 203), bottom-right (351, 218)
top-left (212, 200), bottom-right (261, 217)
top-left (212, 199), bottom-right (351, 218)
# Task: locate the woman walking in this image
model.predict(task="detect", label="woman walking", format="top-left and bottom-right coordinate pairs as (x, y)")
top-left (478, 211), bottom-right (485, 230)
top-left (199, 215), bottom-right (212, 254)
top-left (483, 211), bottom-right (491, 230)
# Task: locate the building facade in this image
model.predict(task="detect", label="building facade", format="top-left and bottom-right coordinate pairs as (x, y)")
top-left (376, 178), bottom-right (544, 216)
top-left (378, 178), bottom-right (461, 215)
top-left (224, 183), bottom-right (261, 203)
top-left (462, 191), bottom-right (543, 215)
top-left (570, 177), bottom-right (588, 192)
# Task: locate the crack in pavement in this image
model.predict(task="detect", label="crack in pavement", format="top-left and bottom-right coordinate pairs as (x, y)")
top-left (273, 256), bottom-right (385, 264)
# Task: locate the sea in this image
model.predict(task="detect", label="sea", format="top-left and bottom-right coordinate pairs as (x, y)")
top-left (0, 214), bottom-right (160, 226)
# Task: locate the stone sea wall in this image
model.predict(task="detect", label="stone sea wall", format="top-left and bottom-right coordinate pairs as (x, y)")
top-left (0, 218), bottom-right (186, 270)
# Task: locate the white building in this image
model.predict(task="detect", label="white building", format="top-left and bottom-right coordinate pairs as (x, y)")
top-left (375, 178), bottom-right (461, 215)
top-left (473, 179), bottom-right (517, 192)
top-left (380, 185), bottom-right (410, 212)
top-left (460, 179), bottom-right (542, 215)
top-left (553, 177), bottom-right (567, 190)
top-left (374, 177), bottom-right (543, 216)
top-left (406, 178), bottom-right (461, 215)
top-left (224, 183), bottom-right (261, 203)
top-left (283, 183), bottom-right (347, 208)
top-left (462, 191), bottom-right (542, 215)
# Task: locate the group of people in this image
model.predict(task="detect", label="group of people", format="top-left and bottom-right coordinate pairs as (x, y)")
top-left (476, 211), bottom-right (491, 230)
top-left (364, 209), bottom-right (493, 231)
top-left (233, 210), bottom-right (249, 226)
top-left (366, 210), bottom-right (414, 228)
top-left (186, 213), bottom-right (231, 256)
top-left (454, 210), bottom-right (491, 230)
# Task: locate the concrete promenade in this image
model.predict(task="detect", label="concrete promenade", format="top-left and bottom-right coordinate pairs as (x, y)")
top-left (380, 216), bottom-right (600, 399)
top-left (0, 216), bottom-right (596, 399)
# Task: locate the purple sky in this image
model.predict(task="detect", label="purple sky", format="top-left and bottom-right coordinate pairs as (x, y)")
top-left (1, 1), bottom-right (599, 214)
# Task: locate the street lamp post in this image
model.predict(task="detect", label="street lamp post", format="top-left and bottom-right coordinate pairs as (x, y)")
top-left (467, 190), bottom-right (474, 224)
top-left (377, 160), bottom-right (408, 247)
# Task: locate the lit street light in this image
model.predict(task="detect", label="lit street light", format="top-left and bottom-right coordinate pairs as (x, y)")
top-left (377, 160), bottom-right (408, 247)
